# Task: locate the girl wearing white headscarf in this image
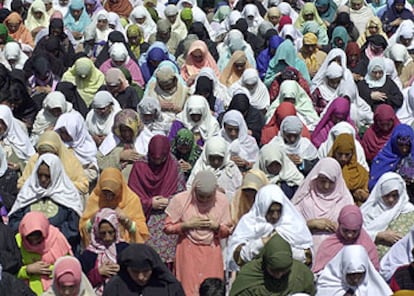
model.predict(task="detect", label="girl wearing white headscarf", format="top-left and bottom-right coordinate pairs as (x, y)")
top-left (25, 0), bottom-right (50, 33)
top-left (176, 0), bottom-right (214, 38)
top-left (85, 90), bottom-right (121, 146)
top-left (129, 6), bottom-right (156, 42)
top-left (187, 136), bottom-right (242, 201)
top-left (387, 19), bottom-right (414, 51)
top-left (349, 0), bottom-right (375, 35)
top-left (227, 184), bottom-right (313, 271)
top-left (137, 96), bottom-right (172, 136)
top-left (278, 2), bottom-right (298, 23)
top-left (279, 24), bottom-right (303, 52)
top-left (241, 4), bottom-right (264, 35)
top-left (397, 84), bottom-right (414, 126)
top-left (317, 121), bottom-right (369, 170)
top-left (230, 69), bottom-right (270, 111)
top-left (386, 43), bottom-right (414, 88)
top-left (316, 245), bottom-right (392, 296)
top-left (107, 12), bottom-right (125, 35)
top-left (270, 116), bottom-right (318, 176)
top-left (220, 110), bottom-right (259, 168)
top-left (164, 5), bottom-right (187, 41)
top-left (54, 112), bottom-right (98, 183)
top-left (253, 141), bottom-right (304, 199)
top-left (0, 41), bottom-right (28, 71)
top-left (0, 105), bottom-right (34, 166)
top-left (361, 172), bottom-right (414, 258)
top-left (31, 91), bottom-right (73, 145)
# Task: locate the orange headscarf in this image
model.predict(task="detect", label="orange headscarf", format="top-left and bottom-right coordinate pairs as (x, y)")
top-left (4, 12), bottom-right (34, 48)
top-left (80, 168), bottom-right (149, 246)
top-left (104, 0), bottom-right (132, 18)
top-left (219, 50), bottom-right (252, 87)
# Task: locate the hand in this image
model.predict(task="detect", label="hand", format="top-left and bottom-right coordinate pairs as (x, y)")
top-left (207, 215), bottom-right (219, 231)
top-left (182, 217), bottom-right (211, 230)
top-left (391, 18), bottom-right (402, 27)
top-left (231, 155), bottom-right (248, 168)
top-left (120, 149), bottom-right (140, 162)
top-left (152, 196), bottom-right (169, 210)
top-left (72, 31), bottom-right (83, 40)
top-left (115, 207), bottom-right (127, 221)
top-left (186, 75), bottom-right (197, 87)
top-left (371, 91), bottom-right (387, 102)
top-left (377, 230), bottom-right (403, 246)
top-left (7, 162), bottom-right (19, 171)
top-left (178, 159), bottom-right (192, 172)
top-left (93, 134), bottom-right (106, 146)
top-left (26, 261), bottom-right (51, 276)
top-left (262, 235), bottom-right (272, 245)
top-left (308, 218), bottom-right (337, 233)
top-left (287, 154), bottom-right (302, 165)
top-left (98, 263), bottom-right (120, 277)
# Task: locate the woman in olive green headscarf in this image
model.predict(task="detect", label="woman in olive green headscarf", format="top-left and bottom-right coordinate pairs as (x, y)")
top-left (230, 235), bottom-right (315, 296)
top-left (180, 8), bottom-right (193, 30)
top-left (126, 24), bottom-right (146, 59)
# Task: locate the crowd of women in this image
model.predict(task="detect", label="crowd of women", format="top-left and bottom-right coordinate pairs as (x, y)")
top-left (3, 0), bottom-right (414, 294)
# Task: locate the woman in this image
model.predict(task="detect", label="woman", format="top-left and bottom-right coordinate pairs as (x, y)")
top-left (137, 97), bottom-right (172, 136)
top-left (15, 211), bottom-right (72, 295)
top-left (164, 170), bottom-right (232, 296)
top-left (315, 0), bottom-right (337, 25)
top-left (62, 57), bottom-right (105, 107)
top-left (349, 0), bottom-right (375, 35)
top-left (80, 168), bottom-right (149, 247)
top-left (129, 6), bottom-right (156, 42)
top-left (315, 245), bottom-right (392, 296)
top-left (313, 205), bottom-right (379, 274)
top-left (386, 43), bottom-right (414, 88)
top-left (168, 95), bottom-right (220, 147)
top-left (2, 42), bottom-right (28, 71)
top-left (25, 0), bottom-right (49, 34)
top-left (164, 5), bottom-right (187, 42)
top-left (79, 208), bottom-right (129, 295)
top-left (298, 32), bottom-right (327, 79)
top-left (103, 0), bottom-right (132, 19)
top-left (329, 134), bottom-right (370, 205)
top-left (254, 142), bottom-right (304, 199)
top-left (63, 0), bottom-right (91, 40)
top-left (102, 244), bottom-right (185, 295)
top-left (357, 16), bottom-right (388, 48)
top-left (256, 35), bottom-right (284, 80)
top-left (270, 116), bottom-right (318, 176)
top-left (292, 157), bottom-right (354, 253)
top-left (138, 42), bottom-right (176, 83)
top-left (381, 0), bottom-right (414, 35)
top-left (18, 131), bottom-right (88, 195)
top-left (397, 85), bottom-right (414, 126)
top-left (362, 104), bottom-right (400, 164)
top-left (241, 4), bottom-right (264, 35)
top-left (187, 136), bottom-right (242, 201)
top-left (357, 57), bottom-right (403, 112)
top-left (227, 184), bottom-right (313, 271)
top-left (55, 82), bottom-right (89, 119)
top-left (86, 91), bottom-right (121, 147)
top-left (128, 135), bottom-right (186, 267)
top-left (219, 51), bottom-right (252, 88)
top-left (180, 40), bottom-right (219, 86)
top-left (311, 97), bottom-right (355, 148)
top-left (220, 110), bottom-right (259, 171)
top-left (43, 256), bottom-right (95, 296)
top-left (294, 3), bottom-right (326, 31)
top-left (9, 153), bottom-right (83, 252)
top-left (97, 109), bottom-right (153, 179)
top-left (329, 26), bottom-right (349, 51)
top-left (362, 172), bottom-right (414, 258)
top-left (3, 12), bottom-right (34, 48)
top-left (346, 42), bottom-right (361, 73)
top-left (0, 105), bottom-right (34, 168)
top-left (126, 24), bottom-right (147, 60)
top-left (230, 169), bottom-right (268, 225)
top-left (229, 234), bottom-right (315, 296)
top-left (261, 102), bottom-right (311, 145)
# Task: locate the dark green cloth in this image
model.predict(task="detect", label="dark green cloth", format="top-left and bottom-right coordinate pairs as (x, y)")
top-left (0, 24), bottom-right (14, 43)
top-left (230, 235), bottom-right (315, 296)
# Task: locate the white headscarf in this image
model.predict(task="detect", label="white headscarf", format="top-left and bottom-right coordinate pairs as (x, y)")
top-left (54, 111), bottom-right (98, 167)
top-left (0, 145), bottom-right (8, 178)
top-left (279, 24), bottom-right (303, 51)
top-left (85, 90), bottom-right (121, 136)
top-left (176, 95), bottom-right (220, 142)
top-left (316, 245), bottom-right (392, 296)
top-left (227, 184), bottom-right (313, 270)
top-left (241, 4), bottom-right (264, 35)
top-left (8, 153), bottom-right (83, 216)
top-left (253, 141), bottom-right (304, 186)
top-left (129, 6), bottom-right (157, 42)
top-left (164, 5), bottom-right (187, 40)
top-left (318, 121), bottom-right (369, 171)
top-left (386, 43), bottom-right (413, 66)
top-left (278, 2), bottom-right (298, 22)
top-left (220, 110), bottom-right (259, 162)
top-left (137, 96), bottom-right (171, 136)
top-left (32, 91), bottom-right (73, 137)
top-left (361, 172), bottom-right (414, 240)
top-left (387, 19), bottom-right (414, 50)
top-left (2, 42), bottom-right (28, 70)
top-left (314, 62), bottom-right (343, 103)
top-left (0, 105), bottom-right (34, 161)
top-left (109, 42), bottom-right (130, 65)
top-left (230, 68), bottom-right (270, 110)
top-left (380, 225), bottom-right (414, 281)
top-left (364, 57), bottom-right (387, 88)
top-left (397, 84), bottom-right (414, 126)
top-left (270, 116), bottom-right (318, 161)
top-left (107, 12), bottom-right (125, 35)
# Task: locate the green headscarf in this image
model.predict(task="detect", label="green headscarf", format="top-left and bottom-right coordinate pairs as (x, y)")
top-left (212, 5), bottom-right (231, 23)
top-left (0, 24), bottom-right (14, 44)
top-left (127, 24), bottom-right (144, 58)
top-left (331, 26), bottom-right (348, 50)
top-left (180, 8), bottom-right (193, 29)
top-left (230, 235), bottom-right (316, 296)
top-left (171, 128), bottom-right (202, 166)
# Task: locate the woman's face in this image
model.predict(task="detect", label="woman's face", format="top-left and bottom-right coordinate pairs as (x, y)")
top-left (333, 150), bottom-right (353, 167)
top-left (135, 16), bottom-right (146, 24)
top-left (97, 19), bottom-right (108, 30)
top-left (167, 14), bottom-right (177, 24)
top-left (71, 8), bottom-right (83, 21)
top-left (224, 123), bottom-right (239, 141)
top-left (190, 113), bottom-right (202, 123)
top-left (85, 3), bottom-right (94, 14)
top-left (266, 266), bottom-right (290, 280)
top-left (382, 189), bottom-right (399, 208)
top-left (266, 161), bottom-right (282, 175)
top-left (149, 154), bottom-right (167, 166)
top-left (315, 174), bottom-right (335, 194)
top-left (208, 154), bottom-right (224, 169)
top-left (269, 15), bottom-right (280, 26)
top-left (26, 230), bottom-right (44, 246)
top-left (400, 36), bottom-right (413, 47)
top-left (6, 21), bottom-right (20, 34)
top-left (349, 54), bottom-right (359, 65)
top-left (37, 163), bottom-right (51, 189)
top-left (102, 189), bottom-right (116, 202)
top-left (57, 282), bottom-right (78, 296)
top-left (33, 11), bottom-right (43, 20)
top-left (327, 77), bottom-right (342, 89)
top-left (158, 77), bottom-right (177, 92)
top-left (339, 226), bottom-right (360, 242)
top-left (346, 272), bottom-right (365, 287)
top-left (177, 143), bottom-right (191, 155)
top-left (370, 68), bottom-right (384, 81)
top-left (334, 37), bottom-right (344, 49)
top-left (351, 1), bottom-right (363, 10)
top-left (242, 188), bottom-right (256, 204)
top-left (191, 49), bottom-right (204, 63)
top-left (397, 140), bottom-right (411, 156)
top-left (265, 202), bottom-right (282, 224)
top-left (368, 23), bottom-right (379, 35)
top-left (119, 125), bottom-right (134, 143)
top-left (94, 105), bottom-right (112, 119)
top-left (283, 132), bottom-right (299, 145)
top-left (317, 5), bottom-right (328, 14)
top-left (233, 61), bottom-right (246, 75)
top-left (0, 119), bottom-right (7, 135)
top-left (57, 127), bottom-right (73, 143)
top-left (377, 119), bottom-right (393, 133)
top-left (128, 34), bottom-right (140, 46)
top-left (98, 221), bottom-right (116, 246)
top-left (48, 107), bottom-right (63, 118)
top-left (303, 12), bottom-right (314, 21)
top-left (127, 267), bottom-right (153, 286)
top-left (196, 191), bottom-right (214, 204)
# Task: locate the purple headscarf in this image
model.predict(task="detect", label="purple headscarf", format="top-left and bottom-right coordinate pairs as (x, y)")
top-left (256, 35), bottom-right (284, 80)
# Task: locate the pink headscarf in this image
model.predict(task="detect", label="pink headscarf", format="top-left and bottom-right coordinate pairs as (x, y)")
top-left (291, 158), bottom-right (354, 252)
top-left (312, 205), bottom-right (379, 273)
top-left (53, 256), bottom-right (82, 296)
top-left (19, 211), bottom-right (73, 291)
top-left (311, 97), bottom-right (356, 148)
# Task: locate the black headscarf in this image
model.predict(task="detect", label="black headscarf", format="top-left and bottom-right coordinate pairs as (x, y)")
top-left (103, 244), bottom-right (184, 296)
top-left (48, 18), bottom-right (65, 39)
top-left (0, 8), bottom-right (11, 23)
top-left (0, 64), bottom-right (10, 94)
top-left (55, 82), bottom-right (89, 118)
top-left (188, 22), bottom-right (211, 41)
top-left (195, 76), bottom-right (215, 111)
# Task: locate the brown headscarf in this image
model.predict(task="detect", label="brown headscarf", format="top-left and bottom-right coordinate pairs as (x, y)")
top-left (219, 50), bottom-right (252, 87)
top-left (4, 12), bottom-right (34, 48)
top-left (104, 0), bottom-right (132, 18)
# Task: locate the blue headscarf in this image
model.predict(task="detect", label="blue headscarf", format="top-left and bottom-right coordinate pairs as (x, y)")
top-left (138, 42), bottom-right (176, 82)
top-left (369, 123), bottom-right (412, 190)
top-left (256, 35), bottom-right (284, 80)
top-left (63, 0), bottom-right (91, 33)
top-left (315, 0), bottom-right (337, 24)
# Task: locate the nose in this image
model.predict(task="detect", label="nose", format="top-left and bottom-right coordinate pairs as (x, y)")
top-left (323, 181), bottom-right (330, 189)
top-left (138, 272), bottom-right (146, 281)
